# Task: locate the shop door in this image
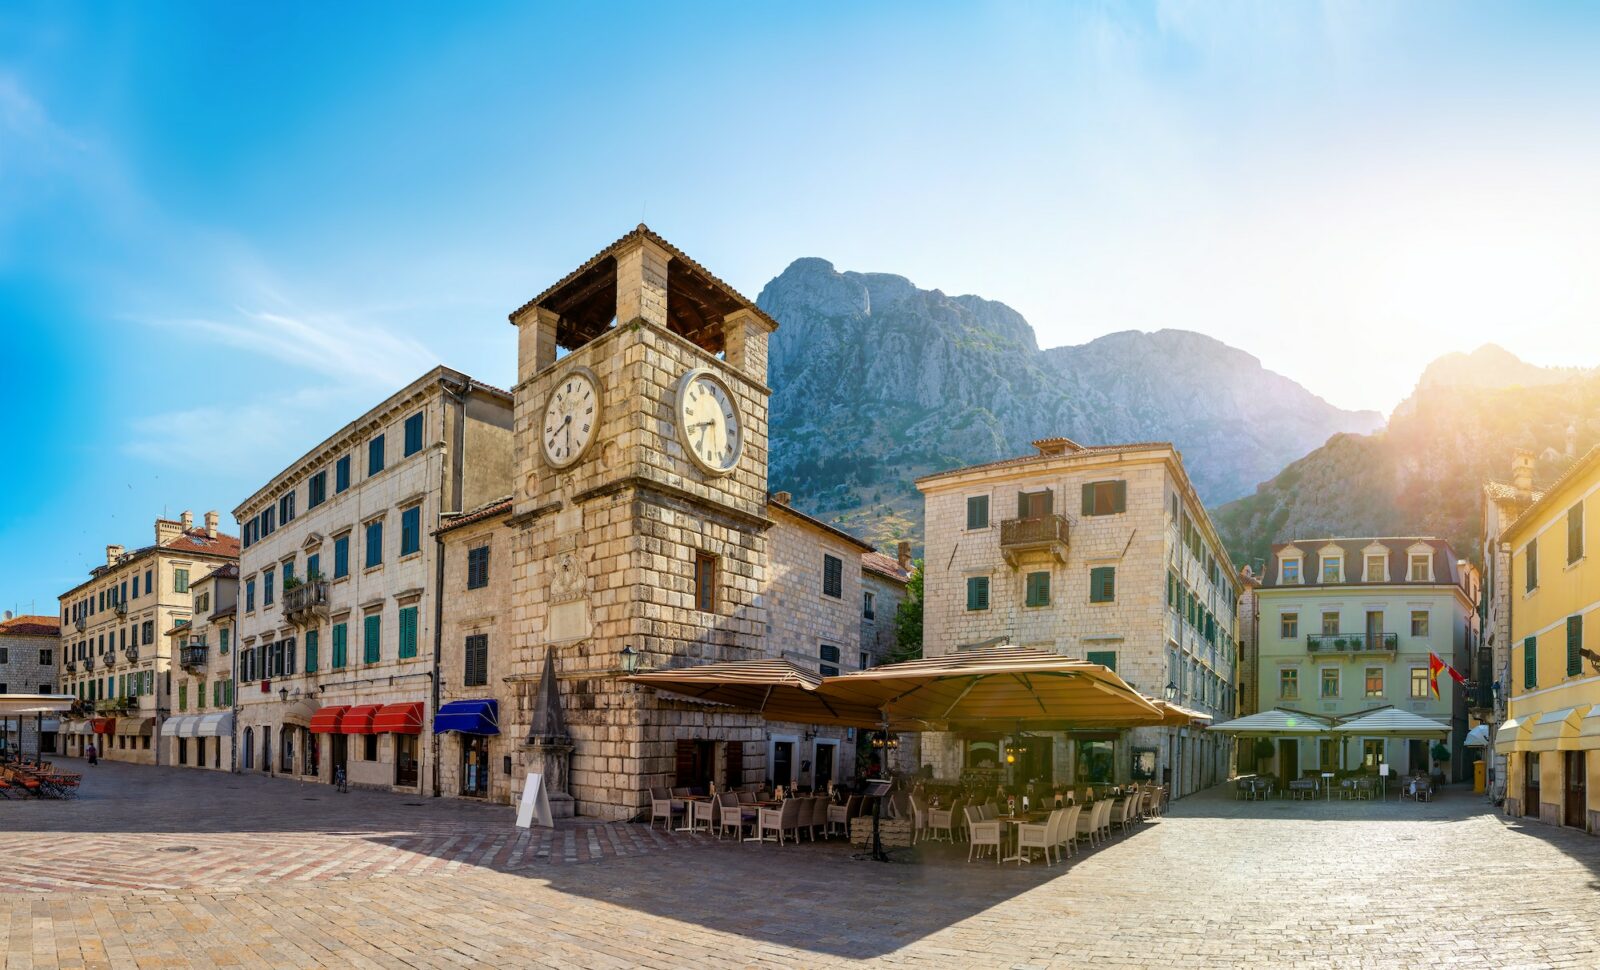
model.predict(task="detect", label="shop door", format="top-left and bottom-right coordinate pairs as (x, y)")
top-left (772, 741), bottom-right (795, 790)
top-left (395, 734), bottom-right (419, 788)
top-left (1565, 751), bottom-right (1586, 828)
top-left (1407, 740), bottom-right (1429, 775)
top-left (814, 742), bottom-right (835, 789)
top-left (331, 734), bottom-right (348, 781)
top-left (1018, 738), bottom-right (1053, 786)
top-left (461, 734), bottom-right (489, 796)
top-left (1278, 739), bottom-right (1299, 786)
top-left (1525, 752), bottom-right (1541, 818)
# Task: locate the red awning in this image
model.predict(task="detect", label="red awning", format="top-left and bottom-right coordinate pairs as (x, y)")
top-left (92, 718), bottom-right (116, 735)
top-left (371, 702), bottom-right (424, 735)
top-left (340, 704), bottom-right (381, 735)
top-left (309, 705), bottom-right (349, 734)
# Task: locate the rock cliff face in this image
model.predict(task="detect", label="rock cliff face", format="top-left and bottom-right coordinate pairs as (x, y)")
top-left (1213, 349), bottom-right (1599, 569)
top-left (757, 258), bottom-right (1383, 547)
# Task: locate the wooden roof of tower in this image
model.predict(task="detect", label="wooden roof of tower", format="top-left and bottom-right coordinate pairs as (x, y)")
top-left (508, 224), bottom-right (780, 355)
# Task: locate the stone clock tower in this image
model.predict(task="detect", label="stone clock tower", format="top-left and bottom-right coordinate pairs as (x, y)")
top-left (505, 226), bottom-right (779, 819)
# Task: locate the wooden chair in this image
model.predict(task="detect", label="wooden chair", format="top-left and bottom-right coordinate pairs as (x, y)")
top-left (965, 805), bottom-right (1002, 864)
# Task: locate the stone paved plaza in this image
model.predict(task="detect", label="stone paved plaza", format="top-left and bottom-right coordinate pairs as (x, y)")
top-left (5, 761), bottom-right (1600, 969)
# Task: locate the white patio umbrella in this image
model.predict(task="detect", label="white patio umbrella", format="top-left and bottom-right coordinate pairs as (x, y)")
top-left (1331, 708), bottom-right (1450, 738)
top-left (1205, 708), bottom-right (1332, 737)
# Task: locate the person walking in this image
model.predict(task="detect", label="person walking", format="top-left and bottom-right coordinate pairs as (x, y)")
top-left (86, 740), bottom-right (98, 766)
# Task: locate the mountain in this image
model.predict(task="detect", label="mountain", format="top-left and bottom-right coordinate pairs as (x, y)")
top-left (1212, 347), bottom-right (1599, 570)
top-left (756, 257), bottom-right (1383, 548)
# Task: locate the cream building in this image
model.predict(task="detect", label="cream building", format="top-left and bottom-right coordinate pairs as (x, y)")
top-left (1, 614), bottom-right (62, 756)
top-left (916, 438), bottom-right (1239, 798)
top-left (160, 563), bottom-right (239, 771)
top-left (56, 511), bottom-right (238, 764)
top-left (232, 367), bottom-right (512, 792)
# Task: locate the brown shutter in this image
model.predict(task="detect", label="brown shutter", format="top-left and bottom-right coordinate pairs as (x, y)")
top-left (1019, 490), bottom-right (1031, 519)
top-left (674, 739), bottom-right (696, 787)
top-left (724, 741), bottom-right (744, 788)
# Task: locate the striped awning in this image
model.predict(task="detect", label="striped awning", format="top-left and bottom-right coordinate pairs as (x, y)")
top-left (1527, 707), bottom-right (1588, 752)
top-left (339, 705), bottom-right (381, 735)
top-left (160, 715), bottom-right (197, 737)
top-left (1206, 708), bottom-right (1333, 737)
top-left (192, 711), bottom-right (233, 738)
top-left (309, 706), bottom-right (348, 734)
top-left (372, 702), bottom-right (424, 735)
top-left (1332, 708), bottom-right (1451, 738)
top-left (116, 717), bottom-right (155, 737)
top-left (1495, 717), bottom-right (1530, 753)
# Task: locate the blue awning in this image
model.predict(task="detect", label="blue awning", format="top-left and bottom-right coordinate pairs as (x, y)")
top-left (433, 699), bottom-right (499, 735)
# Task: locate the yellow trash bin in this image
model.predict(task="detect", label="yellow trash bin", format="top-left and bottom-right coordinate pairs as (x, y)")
top-left (1473, 760), bottom-right (1486, 793)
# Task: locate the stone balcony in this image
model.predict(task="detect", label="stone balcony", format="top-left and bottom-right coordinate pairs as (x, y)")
top-left (1305, 632), bottom-right (1398, 655)
top-left (999, 514), bottom-right (1070, 567)
top-left (283, 580), bottom-right (331, 625)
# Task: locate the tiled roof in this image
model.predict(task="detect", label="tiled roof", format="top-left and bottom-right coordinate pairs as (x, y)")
top-left (915, 441), bottom-right (1176, 485)
top-left (0, 615), bottom-right (59, 638)
top-left (161, 528), bottom-right (241, 558)
top-left (200, 562), bottom-right (241, 583)
top-left (768, 498), bottom-right (874, 553)
top-left (861, 551), bottom-right (912, 584)
top-left (1504, 444), bottom-right (1600, 544)
top-left (435, 497), bottom-right (513, 537)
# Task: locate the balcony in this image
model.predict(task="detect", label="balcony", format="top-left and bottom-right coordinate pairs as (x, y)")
top-left (74, 617), bottom-right (86, 632)
top-left (999, 514), bottom-right (1070, 567)
top-left (180, 642), bottom-right (209, 670)
top-left (1306, 632), bottom-right (1398, 655)
top-left (65, 660), bottom-right (77, 674)
top-left (283, 580), bottom-right (331, 625)
top-left (83, 656), bottom-right (96, 671)
top-left (113, 600), bottom-right (128, 616)
top-left (95, 697), bottom-right (134, 715)
top-left (123, 643), bottom-right (140, 663)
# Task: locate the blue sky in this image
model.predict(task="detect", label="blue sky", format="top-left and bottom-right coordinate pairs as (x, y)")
top-left (6, 1), bottom-right (1600, 613)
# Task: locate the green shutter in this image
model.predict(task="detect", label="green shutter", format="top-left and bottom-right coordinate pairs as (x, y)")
top-left (1025, 572), bottom-right (1050, 607)
top-left (399, 606), bottom-right (419, 659)
top-left (1525, 635), bottom-right (1538, 689)
top-left (178, 683), bottom-right (186, 713)
top-left (1567, 616), bottom-right (1583, 677)
top-left (305, 629), bottom-right (319, 674)
top-left (1086, 650), bottom-right (1117, 671)
top-left (1081, 484), bottom-right (1096, 515)
top-left (364, 614), bottom-right (381, 664)
top-left (1112, 480), bottom-right (1126, 513)
top-left (1090, 566), bottom-right (1116, 603)
top-left (966, 577), bottom-right (989, 611)
top-left (332, 623), bottom-right (347, 669)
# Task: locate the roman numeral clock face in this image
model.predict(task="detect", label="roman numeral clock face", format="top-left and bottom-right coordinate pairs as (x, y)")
top-left (541, 368), bottom-right (601, 469)
top-left (675, 368), bottom-right (743, 475)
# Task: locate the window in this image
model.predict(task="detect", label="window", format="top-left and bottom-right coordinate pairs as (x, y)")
top-left (245, 580), bottom-right (256, 612)
top-left (368, 435), bottom-right (385, 476)
top-left (308, 470), bottom-right (327, 509)
top-left (464, 634), bottom-right (489, 686)
top-left (263, 568), bottom-right (275, 607)
top-left (822, 555), bottom-right (843, 598)
top-left (279, 491), bottom-right (296, 525)
top-left (966, 576), bottom-right (990, 611)
top-left (1364, 667), bottom-right (1384, 698)
top-left (819, 644), bottom-right (841, 678)
top-left (365, 520), bottom-right (384, 568)
top-left (1024, 571), bottom-right (1051, 607)
top-left (1568, 615), bottom-right (1584, 677)
top-left (1081, 480), bottom-right (1127, 516)
top-left (334, 535), bottom-right (350, 578)
top-left (332, 623), bottom-right (348, 669)
top-left (281, 560), bottom-right (295, 587)
top-left (363, 613), bottom-right (381, 664)
top-left (220, 627), bottom-right (230, 654)
top-left (335, 455), bottom-right (351, 493)
top-left (1526, 538), bottom-right (1539, 591)
top-left (404, 411), bottom-right (424, 456)
top-left (1410, 611), bottom-right (1429, 637)
top-left (305, 629), bottom-right (319, 673)
top-left (307, 553), bottom-right (320, 581)
top-left (1569, 502), bottom-right (1585, 564)
top-left (1282, 558), bottom-right (1301, 584)
top-left (1409, 553), bottom-right (1432, 582)
top-left (142, 621), bottom-right (153, 645)
top-left (1408, 666), bottom-right (1428, 699)
top-left (39, 648), bottom-right (52, 666)
top-left (398, 606), bottom-right (419, 659)
top-left (1086, 649), bottom-right (1117, 672)
top-left (862, 590), bottom-right (875, 619)
top-left (178, 683), bottom-right (187, 712)
top-left (1320, 668), bottom-right (1340, 698)
top-left (1017, 489), bottom-right (1053, 519)
top-left (1524, 635), bottom-right (1538, 690)
top-left (1089, 566), bottom-right (1116, 603)
top-left (1321, 612), bottom-right (1340, 636)
top-left (1279, 668), bottom-right (1298, 699)
top-left (174, 568), bottom-right (190, 594)
top-left (467, 546), bottom-right (490, 590)
top-left (966, 495), bottom-right (990, 530)
top-left (1365, 554), bottom-right (1385, 581)
top-left (1319, 738), bottom-right (1337, 769)
top-left (262, 507), bottom-right (274, 535)
top-left (1321, 557), bottom-right (1342, 583)
top-left (401, 506), bottom-right (421, 557)
top-left (1280, 612), bottom-right (1298, 638)
top-left (860, 651), bottom-right (870, 670)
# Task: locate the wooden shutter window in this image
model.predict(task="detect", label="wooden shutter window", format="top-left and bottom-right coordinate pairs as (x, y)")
top-left (966, 576), bottom-right (990, 611)
top-left (674, 739), bottom-right (696, 787)
top-left (1086, 650), bottom-right (1117, 672)
top-left (694, 553), bottom-right (717, 612)
top-left (1090, 566), bottom-right (1116, 604)
top-left (1025, 571), bottom-right (1050, 607)
top-left (724, 741), bottom-right (744, 789)
top-left (1569, 503), bottom-right (1585, 564)
top-left (1527, 538), bottom-right (1539, 591)
top-left (822, 555), bottom-right (843, 598)
top-left (464, 634), bottom-right (488, 687)
top-left (1525, 635), bottom-right (1538, 689)
top-left (1568, 616), bottom-right (1583, 677)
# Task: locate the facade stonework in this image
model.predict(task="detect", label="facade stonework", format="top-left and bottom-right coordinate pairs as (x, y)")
top-left (162, 564), bottom-right (238, 771)
top-left (0, 614), bottom-right (62, 755)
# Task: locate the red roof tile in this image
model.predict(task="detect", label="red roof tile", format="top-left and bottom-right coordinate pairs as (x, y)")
top-left (435, 497), bottom-right (513, 536)
top-left (861, 551), bottom-right (912, 584)
top-left (0, 615), bottom-right (59, 638)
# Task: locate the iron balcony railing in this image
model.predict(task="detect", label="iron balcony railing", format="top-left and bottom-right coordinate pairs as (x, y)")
top-left (283, 580), bottom-right (331, 624)
top-left (65, 660), bottom-right (77, 674)
top-left (83, 656), bottom-right (96, 671)
top-left (74, 617), bottom-right (86, 632)
top-left (113, 600), bottom-right (128, 616)
top-left (179, 643), bottom-right (209, 669)
top-left (1305, 632), bottom-right (1399, 654)
top-left (999, 514), bottom-right (1070, 566)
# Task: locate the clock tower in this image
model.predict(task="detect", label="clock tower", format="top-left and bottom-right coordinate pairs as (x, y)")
top-left (505, 226), bottom-right (778, 819)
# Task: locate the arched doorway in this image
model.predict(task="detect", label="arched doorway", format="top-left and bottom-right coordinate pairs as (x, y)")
top-left (242, 727), bottom-right (254, 770)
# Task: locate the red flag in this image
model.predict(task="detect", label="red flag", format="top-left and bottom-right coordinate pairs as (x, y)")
top-left (1428, 652), bottom-right (1446, 699)
top-left (1447, 664), bottom-right (1468, 685)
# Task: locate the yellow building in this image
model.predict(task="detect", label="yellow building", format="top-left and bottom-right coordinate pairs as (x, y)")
top-left (1499, 445), bottom-right (1600, 832)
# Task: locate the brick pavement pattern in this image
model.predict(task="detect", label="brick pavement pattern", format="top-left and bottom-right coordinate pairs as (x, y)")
top-left (5, 761), bottom-right (1600, 969)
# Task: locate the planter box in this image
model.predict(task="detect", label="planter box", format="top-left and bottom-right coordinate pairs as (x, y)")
top-left (850, 816), bottom-right (913, 848)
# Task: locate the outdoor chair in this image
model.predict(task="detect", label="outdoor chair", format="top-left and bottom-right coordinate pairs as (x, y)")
top-left (1075, 801), bottom-right (1101, 848)
top-left (909, 793), bottom-right (930, 844)
top-left (979, 802), bottom-right (998, 821)
top-left (1014, 807), bottom-right (1065, 866)
top-left (716, 793), bottom-right (748, 840)
top-left (750, 798), bottom-right (804, 845)
top-left (1056, 804), bottom-right (1082, 860)
top-left (827, 794), bottom-right (862, 838)
top-left (1094, 799), bottom-right (1114, 842)
top-left (926, 797), bottom-right (964, 843)
top-left (690, 796), bottom-right (716, 834)
top-left (649, 788), bottom-right (682, 831)
top-left (965, 805), bottom-right (1002, 863)
top-left (800, 796), bottom-right (825, 840)
top-left (1118, 795), bottom-right (1138, 833)
top-left (736, 790), bottom-right (757, 805)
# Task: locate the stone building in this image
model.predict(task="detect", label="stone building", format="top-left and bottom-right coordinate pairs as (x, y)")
top-left (860, 542), bottom-right (913, 668)
top-left (1479, 449), bottom-right (1544, 799)
top-left (916, 438), bottom-right (1239, 798)
top-left (0, 613), bottom-right (62, 756)
top-left (1237, 566), bottom-right (1262, 716)
top-left (231, 367), bottom-right (512, 791)
top-left (56, 511), bottom-right (238, 764)
top-left (159, 563), bottom-right (239, 771)
top-left (1254, 537), bottom-right (1476, 781)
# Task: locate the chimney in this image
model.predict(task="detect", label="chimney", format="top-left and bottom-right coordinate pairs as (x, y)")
top-left (155, 516), bottom-right (181, 547)
top-left (106, 544), bottom-right (124, 566)
top-left (204, 510), bottom-right (219, 539)
top-left (772, 491), bottom-right (792, 506)
top-left (897, 541), bottom-right (912, 570)
top-left (1032, 437), bottom-right (1081, 457)
top-left (1512, 449), bottom-right (1535, 498)
top-left (180, 510), bottom-right (194, 531)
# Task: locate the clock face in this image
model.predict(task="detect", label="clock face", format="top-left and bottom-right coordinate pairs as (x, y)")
top-left (542, 368), bottom-right (601, 469)
top-left (676, 368), bottom-right (743, 475)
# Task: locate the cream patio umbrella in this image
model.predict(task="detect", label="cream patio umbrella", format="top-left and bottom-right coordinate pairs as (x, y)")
top-left (0, 694), bottom-right (76, 760)
top-left (622, 658), bottom-right (887, 729)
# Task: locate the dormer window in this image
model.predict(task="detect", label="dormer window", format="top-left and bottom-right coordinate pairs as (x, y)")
top-left (1321, 557), bottom-right (1342, 584)
top-left (1408, 549), bottom-right (1434, 582)
top-left (1281, 558), bottom-right (1302, 584)
top-left (1365, 554), bottom-right (1385, 582)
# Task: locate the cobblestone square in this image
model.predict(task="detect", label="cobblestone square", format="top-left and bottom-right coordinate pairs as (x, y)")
top-left (5, 761), bottom-right (1600, 969)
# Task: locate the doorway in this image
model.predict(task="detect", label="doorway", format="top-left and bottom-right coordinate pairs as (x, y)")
top-left (1525, 752), bottom-right (1541, 818)
top-left (771, 739), bottom-right (795, 790)
top-left (461, 734), bottom-right (489, 796)
top-left (242, 727), bottom-right (255, 771)
top-left (331, 734), bottom-right (348, 782)
top-left (1362, 738), bottom-right (1385, 770)
top-left (813, 740), bottom-right (836, 789)
top-left (395, 735), bottom-right (419, 788)
top-left (1565, 751), bottom-right (1586, 828)
top-left (1407, 739), bottom-right (1429, 775)
top-left (1277, 738), bottom-right (1299, 785)
top-left (1014, 737), bottom-right (1053, 786)
top-left (261, 726), bottom-right (272, 773)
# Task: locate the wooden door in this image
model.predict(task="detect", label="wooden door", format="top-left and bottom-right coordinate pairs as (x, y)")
top-left (1566, 751), bottom-right (1586, 827)
top-left (1525, 752), bottom-right (1541, 817)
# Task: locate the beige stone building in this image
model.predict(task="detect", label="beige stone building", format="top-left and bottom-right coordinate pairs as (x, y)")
top-left (231, 367), bottom-right (512, 792)
top-left (160, 563), bottom-right (239, 771)
top-left (1, 614), bottom-right (62, 756)
top-left (915, 438), bottom-right (1239, 798)
top-left (56, 511), bottom-right (239, 764)
top-left (860, 543), bottom-right (914, 668)
top-left (1479, 450), bottom-right (1544, 798)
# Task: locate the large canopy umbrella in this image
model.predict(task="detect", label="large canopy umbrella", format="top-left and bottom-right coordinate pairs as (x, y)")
top-left (1205, 708), bottom-right (1332, 737)
top-left (1331, 708), bottom-right (1450, 739)
top-left (1147, 698), bottom-right (1213, 728)
top-left (818, 647), bottom-right (1163, 731)
top-left (623, 658), bottom-right (886, 729)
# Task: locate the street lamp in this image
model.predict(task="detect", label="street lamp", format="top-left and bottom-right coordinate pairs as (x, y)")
top-left (619, 645), bottom-right (639, 675)
top-left (1164, 682), bottom-right (1179, 702)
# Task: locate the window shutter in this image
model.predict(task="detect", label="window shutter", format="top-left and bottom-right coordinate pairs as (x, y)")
top-left (1568, 616), bottom-right (1583, 677)
top-left (1040, 488), bottom-right (1053, 516)
top-left (1020, 491), bottom-right (1032, 519)
top-left (1086, 649), bottom-right (1117, 671)
top-left (1112, 480), bottom-right (1126, 513)
top-left (1525, 635), bottom-right (1538, 689)
top-left (724, 741), bottom-right (744, 788)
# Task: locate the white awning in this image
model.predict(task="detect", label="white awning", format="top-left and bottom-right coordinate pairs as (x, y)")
top-left (1527, 706), bottom-right (1588, 752)
top-left (1495, 717), bottom-right (1530, 753)
top-left (192, 711), bottom-right (234, 738)
top-left (1332, 708), bottom-right (1451, 738)
top-left (1577, 708), bottom-right (1600, 750)
top-left (0, 694), bottom-right (76, 716)
top-left (160, 715), bottom-right (197, 738)
top-left (1464, 724), bottom-right (1490, 748)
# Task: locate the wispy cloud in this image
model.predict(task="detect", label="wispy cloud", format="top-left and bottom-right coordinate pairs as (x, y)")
top-left (123, 385), bottom-right (368, 477)
top-left (166, 304), bottom-right (438, 389)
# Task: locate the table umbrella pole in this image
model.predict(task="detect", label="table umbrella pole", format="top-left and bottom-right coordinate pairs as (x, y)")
top-left (872, 716), bottom-right (889, 862)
